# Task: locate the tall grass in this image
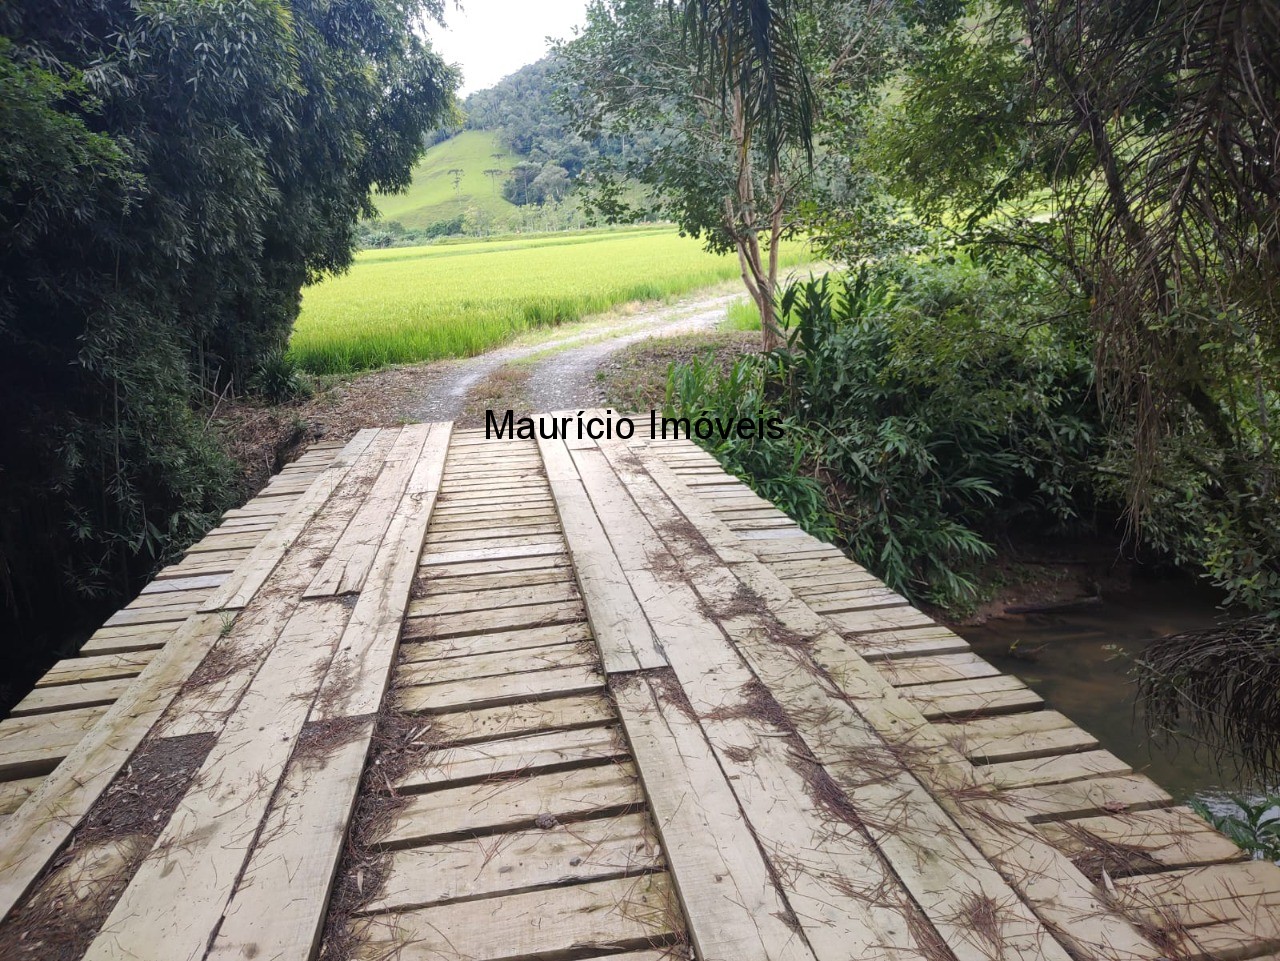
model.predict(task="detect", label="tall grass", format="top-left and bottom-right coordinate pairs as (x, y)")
top-left (291, 229), bottom-right (809, 374)
top-left (723, 299), bottom-right (762, 331)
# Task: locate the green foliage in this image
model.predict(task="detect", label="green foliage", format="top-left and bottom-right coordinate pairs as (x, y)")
top-left (251, 350), bottom-right (313, 404)
top-left (0, 0), bottom-right (455, 678)
top-left (668, 258), bottom-right (1105, 608)
top-left (723, 301), bottom-right (762, 331)
top-left (1191, 795), bottom-right (1280, 863)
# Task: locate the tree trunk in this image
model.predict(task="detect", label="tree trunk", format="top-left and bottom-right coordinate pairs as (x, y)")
top-left (726, 88), bottom-right (779, 351)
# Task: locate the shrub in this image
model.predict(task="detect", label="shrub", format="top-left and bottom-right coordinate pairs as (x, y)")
top-left (667, 257), bottom-right (1106, 609)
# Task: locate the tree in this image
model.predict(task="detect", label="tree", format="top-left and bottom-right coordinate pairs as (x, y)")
top-left (483, 168), bottom-right (504, 196)
top-left (557, 0), bottom-right (913, 349)
top-left (880, 0), bottom-right (1280, 774)
top-left (0, 0), bottom-right (456, 690)
top-left (532, 164), bottom-right (572, 204)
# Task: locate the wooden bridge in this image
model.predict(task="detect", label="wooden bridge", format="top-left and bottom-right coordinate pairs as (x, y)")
top-left (1, 418), bottom-right (1277, 961)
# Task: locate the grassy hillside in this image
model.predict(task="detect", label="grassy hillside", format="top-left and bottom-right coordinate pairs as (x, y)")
top-left (291, 228), bottom-right (812, 373)
top-left (374, 130), bottom-right (519, 228)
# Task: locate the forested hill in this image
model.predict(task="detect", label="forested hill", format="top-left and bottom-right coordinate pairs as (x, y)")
top-left (369, 57), bottom-right (654, 236)
top-left (420, 57), bottom-right (652, 213)
top-left (457, 58), bottom-right (591, 180)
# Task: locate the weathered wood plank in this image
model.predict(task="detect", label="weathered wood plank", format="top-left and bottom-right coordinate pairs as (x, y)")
top-left (611, 676), bottom-right (817, 961)
top-left (315, 423), bottom-right (451, 721)
top-left (943, 710), bottom-right (1100, 763)
top-left (0, 613), bottom-right (237, 921)
top-left (36, 651), bottom-right (155, 688)
top-left (979, 749), bottom-right (1131, 789)
top-left (363, 812), bottom-right (660, 915)
top-left (1004, 774), bottom-right (1174, 822)
top-left (425, 693), bottom-right (616, 747)
top-left (375, 761), bottom-right (642, 849)
top-left (0, 706), bottom-right (107, 779)
top-left (536, 435), bottom-right (667, 672)
top-left (400, 622), bottom-right (593, 662)
top-left (306, 423), bottom-right (432, 597)
top-left (395, 725), bottom-right (626, 791)
top-left (82, 599), bottom-right (351, 961)
top-left (208, 718), bottom-right (374, 961)
top-left (9, 676), bottom-right (131, 716)
top-left (397, 663), bottom-right (604, 714)
top-left (901, 674), bottom-right (1044, 720)
top-left (406, 581), bottom-right (580, 618)
top-left (348, 874), bottom-right (678, 961)
top-left (0, 778), bottom-right (43, 816)
top-left (1038, 806), bottom-right (1247, 876)
top-left (397, 641), bottom-right (596, 685)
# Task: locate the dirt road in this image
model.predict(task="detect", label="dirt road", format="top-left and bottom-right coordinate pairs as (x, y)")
top-left (409, 284), bottom-right (742, 422)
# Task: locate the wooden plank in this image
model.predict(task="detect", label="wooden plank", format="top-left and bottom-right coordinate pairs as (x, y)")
top-left (315, 422), bottom-right (452, 721)
top-left (429, 523), bottom-right (562, 545)
top-left (807, 586), bottom-right (910, 613)
top-left (0, 616), bottom-right (221, 926)
top-left (374, 761), bottom-right (642, 849)
top-left (208, 718), bottom-right (374, 961)
top-left (0, 706), bottom-right (107, 779)
top-left (82, 599), bottom-right (352, 961)
top-left (900, 674), bottom-right (1043, 720)
top-left (123, 588), bottom-right (213, 610)
top-left (78, 627), bottom-right (173, 656)
top-left (854, 626), bottom-right (972, 660)
top-left (877, 651), bottom-right (1001, 687)
top-left (826, 605), bottom-right (938, 634)
top-left (102, 605), bottom-right (196, 627)
top-left (363, 812), bottom-right (660, 915)
top-left (397, 664), bottom-right (604, 714)
top-left (401, 622), bottom-right (593, 662)
top-left (1113, 861), bottom-right (1280, 960)
top-left (348, 874), bottom-right (678, 961)
top-left (943, 711), bottom-right (1099, 762)
top-left (417, 552), bottom-right (571, 579)
top-left (429, 512), bottom-right (558, 533)
top-left (419, 541), bottom-right (564, 567)
top-left (215, 428), bottom-right (458, 961)
top-left (537, 435), bottom-right (667, 672)
top-left (406, 581), bottom-right (580, 618)
top-left (1004, 774), bottom-right (1174, 822)
top-left (979, 749), bottom-right (1131, 789)
top-left (306, 423), bottom-right (432, 596)
top-left (425, 693), bottom-right (615, 747)
top-left (158, 434), bottom-right (408, 739)
top-left (36, 651), bottom-right (155, 688)
top-left (417, 567), bottom-right (573, 595)
top-left (1038, 806), bottom-right (1247, 876)
top-left (0, 777), bottom-right (43, 816)
top-left (610, 675), bottom-right (816, 961)
top-left (397, 642), bottom-right (596, 686)
top-left (8, 676), bottom-right (131, 716)
top-left (395, 725), bottom-right (627, 791)
top-left (201, 428), bottom-right (381, 612)
top-left (586, 437), bottom-right (928, 961)
top-left (402, 599), bottom-right (586, 640)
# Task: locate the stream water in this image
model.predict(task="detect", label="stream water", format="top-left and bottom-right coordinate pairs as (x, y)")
top-left (957, 575), bottom-right (1256, 806)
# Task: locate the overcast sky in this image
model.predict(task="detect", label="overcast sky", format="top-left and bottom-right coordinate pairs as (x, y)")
top-left (428, 0), bottom-right (591, 96)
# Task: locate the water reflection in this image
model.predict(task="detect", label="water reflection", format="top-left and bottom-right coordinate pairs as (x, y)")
top-left (957, 575), bottom-right (1250, 803)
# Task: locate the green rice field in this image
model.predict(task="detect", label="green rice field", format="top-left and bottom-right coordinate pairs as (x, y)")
top-left (291, 227), bottom-right (810, 374)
